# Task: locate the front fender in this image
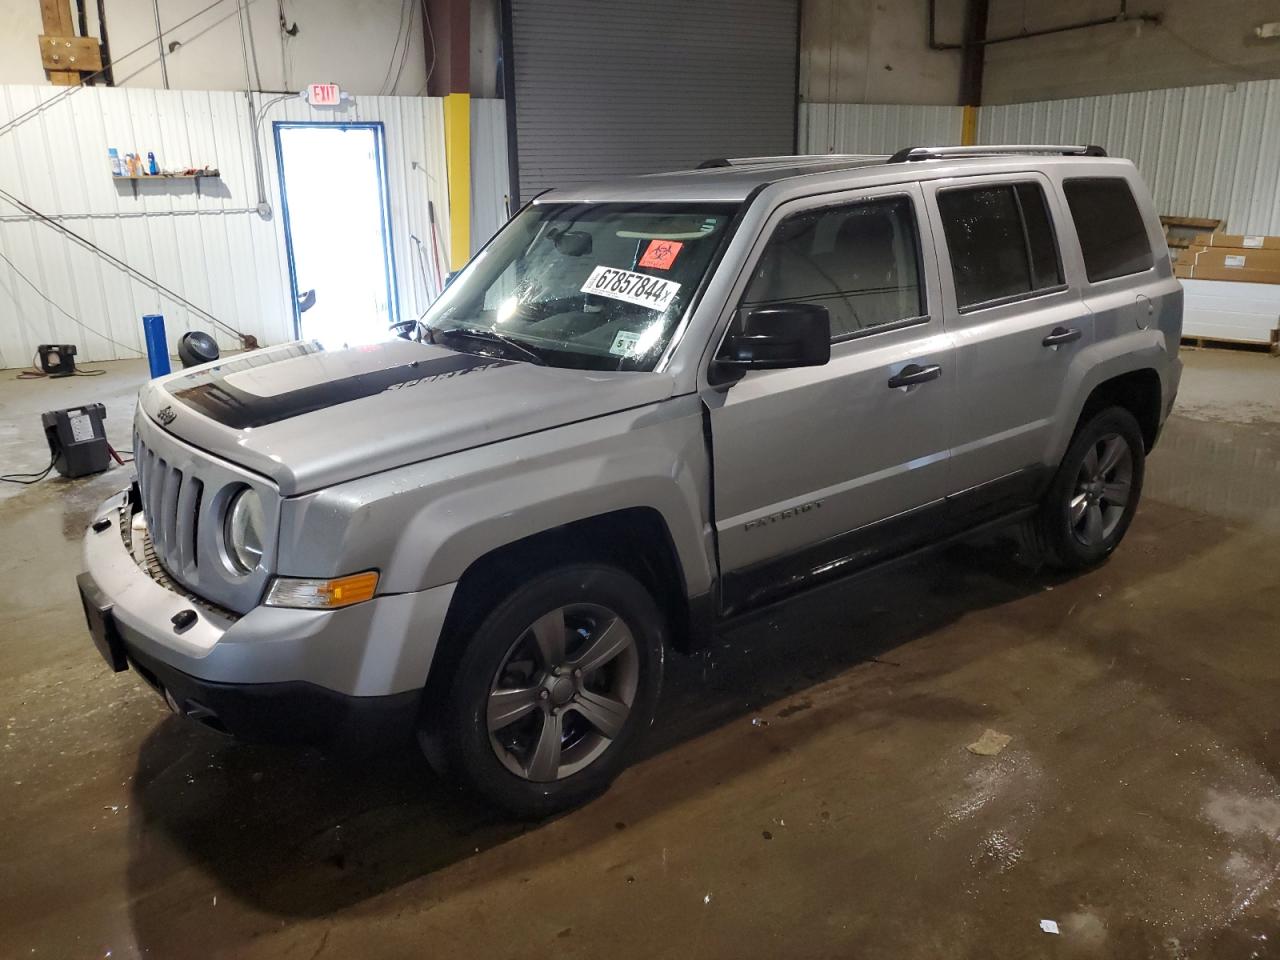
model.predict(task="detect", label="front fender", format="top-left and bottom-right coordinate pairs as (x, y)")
top-left (276, 395), bottom-right (714, 599)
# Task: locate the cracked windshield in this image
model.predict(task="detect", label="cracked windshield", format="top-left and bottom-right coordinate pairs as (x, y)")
top-left (422, 202), bottom-right (737, 370)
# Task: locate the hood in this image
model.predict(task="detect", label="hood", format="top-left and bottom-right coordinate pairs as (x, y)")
top-left (140, 339), bottom-right (676, 495)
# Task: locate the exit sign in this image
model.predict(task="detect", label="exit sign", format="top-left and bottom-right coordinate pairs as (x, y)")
top-left (306, 83), bottom-right (342, 106)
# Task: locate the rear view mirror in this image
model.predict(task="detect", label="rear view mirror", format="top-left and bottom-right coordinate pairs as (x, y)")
top-left (719, 303), bottom-right (831, 370)
top-left (553, 230), bottom-right (593, 256)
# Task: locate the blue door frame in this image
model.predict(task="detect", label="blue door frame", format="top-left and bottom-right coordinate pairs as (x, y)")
top-left (272, 121), bottom-right (400, 339)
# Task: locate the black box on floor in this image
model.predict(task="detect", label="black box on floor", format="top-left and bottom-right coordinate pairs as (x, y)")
top-left (42, 404), bottom-right (110, 478)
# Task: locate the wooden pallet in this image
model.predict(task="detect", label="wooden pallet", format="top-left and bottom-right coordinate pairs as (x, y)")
top-left (1181, 330), bottom-right (1280, 356)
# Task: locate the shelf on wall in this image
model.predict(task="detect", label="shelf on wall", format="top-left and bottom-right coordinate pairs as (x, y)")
top-left (112, 172), bottom-right (221, 198)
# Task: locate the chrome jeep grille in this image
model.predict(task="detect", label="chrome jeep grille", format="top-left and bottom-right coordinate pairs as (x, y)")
top-left (135, 437), bottom-right (204, 577)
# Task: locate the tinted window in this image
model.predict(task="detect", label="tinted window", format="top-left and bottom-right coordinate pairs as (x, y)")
top-left (742, 196), bottom-right (925, 338)
top-left (937, 182), bottom-right (1063, 309)
top-left (1063, 177), bottom-right (1154, 282)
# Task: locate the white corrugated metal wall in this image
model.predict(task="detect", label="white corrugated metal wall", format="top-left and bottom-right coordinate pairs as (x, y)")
top-left (800, 102), bottom-right (964, 155)
top-left (801, 78), bottom-right (1280, 237)
top-left (979, 79), bottom-right (1280, 236)
top-left (0, 84), bottom-right (449, 367)
top-left (471, 98), bottom-right (510, 255)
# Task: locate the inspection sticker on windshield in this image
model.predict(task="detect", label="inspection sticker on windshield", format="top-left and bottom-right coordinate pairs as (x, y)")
top-left (581, 266), bottom-right (680, 311)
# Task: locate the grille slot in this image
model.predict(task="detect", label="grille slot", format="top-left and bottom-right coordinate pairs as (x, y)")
top-left (136, 440), bottom-right (198, 578)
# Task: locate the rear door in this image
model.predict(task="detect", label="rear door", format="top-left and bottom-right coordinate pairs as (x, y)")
top-left (704, 184), bottom-right (955, 614)
top-left (922, 173), bottom-right (1091, 516)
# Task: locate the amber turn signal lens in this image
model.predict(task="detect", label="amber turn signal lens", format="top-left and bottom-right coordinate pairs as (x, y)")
top-left (263, 571), bottom-right (379, 609)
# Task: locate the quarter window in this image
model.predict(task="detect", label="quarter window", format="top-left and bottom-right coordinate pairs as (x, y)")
top-left (937, 182), bottom-right (1064, 310)
top-left (1063, 177), bottom-right (1154, 282)
top-left (741, 196), bottom-right (925, 339)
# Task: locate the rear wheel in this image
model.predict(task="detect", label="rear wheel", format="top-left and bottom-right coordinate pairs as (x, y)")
top-left (421, 564), bottom-right (665, 817)
top-left (1037, 406), bottom-right (1145, 570)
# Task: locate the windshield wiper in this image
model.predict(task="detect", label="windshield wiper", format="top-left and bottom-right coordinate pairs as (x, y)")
top-left (435, 326), bottom-right (547, 366)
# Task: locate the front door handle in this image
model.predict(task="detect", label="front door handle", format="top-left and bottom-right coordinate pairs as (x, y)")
top-left (887, 363), bottom-right (942, 389)
top-left (1042, 326), bottom-right (1082, 347)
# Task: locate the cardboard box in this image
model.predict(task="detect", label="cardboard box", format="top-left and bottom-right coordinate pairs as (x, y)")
top-left (1180, 246), bottom-right (1280, 284)
top-left (1192, 232), bottom-right (1280, 251)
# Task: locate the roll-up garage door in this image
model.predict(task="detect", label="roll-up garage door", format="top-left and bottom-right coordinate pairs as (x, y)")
top-left (507, 0), bottom-right (799, 203)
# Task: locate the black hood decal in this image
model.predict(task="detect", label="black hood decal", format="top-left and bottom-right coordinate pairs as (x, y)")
top-left (170, 351), bottom-right (512, 429)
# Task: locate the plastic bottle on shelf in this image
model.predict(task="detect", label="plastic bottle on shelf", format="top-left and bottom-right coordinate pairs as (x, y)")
top-left (108, 147), bottom-right (123, 177)
top-left (147, 152), bottom-right (159, 175)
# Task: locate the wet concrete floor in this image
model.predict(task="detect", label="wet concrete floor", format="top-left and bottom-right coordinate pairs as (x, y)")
top-left (1, 350), bottom-right (1278, 959)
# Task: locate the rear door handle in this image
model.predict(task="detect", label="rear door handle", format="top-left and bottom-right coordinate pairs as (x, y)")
top-left (1042, 326), bottom-right (1082, 347)
top-left (887, 363), bottom-right (942, 389)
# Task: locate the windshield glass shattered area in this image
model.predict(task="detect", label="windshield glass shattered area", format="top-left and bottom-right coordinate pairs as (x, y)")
top-left (422, 202), bottom-right (739, 371)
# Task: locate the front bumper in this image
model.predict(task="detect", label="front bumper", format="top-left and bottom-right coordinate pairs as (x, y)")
top-left (81, 488), bottom-right (456, 745)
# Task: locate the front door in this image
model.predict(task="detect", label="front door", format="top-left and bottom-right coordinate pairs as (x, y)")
top-left (705, 185), bottom-right (955, 614)
top-left (274, 122), bottom-right (398, 348)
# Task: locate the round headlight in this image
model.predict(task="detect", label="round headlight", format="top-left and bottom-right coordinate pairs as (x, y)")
top-left (224, 488), bottom-right (265, 574)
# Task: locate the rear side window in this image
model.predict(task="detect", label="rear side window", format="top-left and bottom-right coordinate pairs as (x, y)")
top-left (742, 195), bottom-right (926, 338)
top-left (1063, 177), bottom-right (1154, 282)
top-left (937, 181), bottom-right (1064, 310)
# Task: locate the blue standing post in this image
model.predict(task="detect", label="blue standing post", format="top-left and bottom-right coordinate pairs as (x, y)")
top-left (142, 314), bottom-right (171, 378)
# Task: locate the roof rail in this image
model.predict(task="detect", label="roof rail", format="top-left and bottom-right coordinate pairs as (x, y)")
top-left (886, 144), bottom-right (1107, 163)
top-left (696, 154), bottom-right (880, 169)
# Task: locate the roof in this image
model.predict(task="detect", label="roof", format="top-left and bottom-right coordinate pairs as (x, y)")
top-left (538, 145), bottom-right (1117, 204)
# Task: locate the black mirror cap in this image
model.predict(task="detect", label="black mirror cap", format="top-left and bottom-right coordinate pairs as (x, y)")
top-left (720, 303), bottom-right (832, 370)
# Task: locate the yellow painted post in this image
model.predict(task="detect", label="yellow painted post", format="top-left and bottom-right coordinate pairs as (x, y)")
top-left (961, 105), bottom-right (979, 146)
top-left (443, 92), bottom-right (471, 270)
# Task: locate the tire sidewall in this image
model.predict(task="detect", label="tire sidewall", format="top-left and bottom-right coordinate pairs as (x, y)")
top-left (427, 564), bottom-right (666, 818)
top-left (1043, 407), bottom-right (1146, 568)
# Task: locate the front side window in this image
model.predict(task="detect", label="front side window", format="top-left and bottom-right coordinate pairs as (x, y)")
top-left (1063, 177), bottom-right (1154, 282)
top-left (937, 181), bottom-right (1064, 310)
top-left (741, 195), bottom-right (926, 339)
top-left (423, 202), bottom-right (738, 370)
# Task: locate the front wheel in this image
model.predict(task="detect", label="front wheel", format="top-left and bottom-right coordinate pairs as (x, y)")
top-left (1037, 406), bottom-right (1146, 570)
top-left (421, 564), bottom-right (666, 817)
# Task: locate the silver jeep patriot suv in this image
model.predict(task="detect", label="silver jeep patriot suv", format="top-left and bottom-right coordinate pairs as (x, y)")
top-left (79, 145), bottom-right (1182, 816)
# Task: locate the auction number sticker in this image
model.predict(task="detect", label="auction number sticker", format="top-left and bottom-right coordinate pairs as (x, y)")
top-left (581, 266), bottom-right (680, 311)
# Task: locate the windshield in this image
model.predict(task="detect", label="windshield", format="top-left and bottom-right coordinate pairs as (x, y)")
top-left (421, 202), bottom-right (739, 371)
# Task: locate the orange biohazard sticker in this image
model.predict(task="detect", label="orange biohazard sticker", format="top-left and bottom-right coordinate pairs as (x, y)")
top-left (639, 239), bottom-right (684, 270)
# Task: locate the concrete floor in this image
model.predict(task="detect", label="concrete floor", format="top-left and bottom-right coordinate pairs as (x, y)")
top-left (1, 349), bottom-right (1278, 959)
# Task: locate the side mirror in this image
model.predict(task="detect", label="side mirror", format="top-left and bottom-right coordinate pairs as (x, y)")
top-left (719, 303), bottom-right (831, 370)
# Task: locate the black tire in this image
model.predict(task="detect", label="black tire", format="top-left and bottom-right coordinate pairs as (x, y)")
top-left (420, 563), bottom-right (666, 818)
top-left (1037, 405), bottom-right (1145, 570)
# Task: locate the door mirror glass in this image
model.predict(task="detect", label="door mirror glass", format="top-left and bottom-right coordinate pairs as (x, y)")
top-left (720, 303), bottom-right (832, 369)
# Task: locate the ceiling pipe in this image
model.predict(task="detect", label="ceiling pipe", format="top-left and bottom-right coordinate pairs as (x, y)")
top-left (929, 0), bottom-right (1159, 50)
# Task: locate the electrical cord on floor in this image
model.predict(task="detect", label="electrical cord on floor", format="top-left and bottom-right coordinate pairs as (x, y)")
top-left (3, 440), bottom-right (134, 483)
top-left (0, 457), bottom-right (55, 484)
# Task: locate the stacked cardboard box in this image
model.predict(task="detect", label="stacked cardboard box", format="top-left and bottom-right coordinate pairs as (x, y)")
top-left (1175, 233), bottom-right (1280, 284)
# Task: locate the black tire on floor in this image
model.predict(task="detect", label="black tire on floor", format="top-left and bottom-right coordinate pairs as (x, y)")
top-left (1037, 405), bottom-right (1146, 571)
top-left (420, 563), bottom-right (666, 818)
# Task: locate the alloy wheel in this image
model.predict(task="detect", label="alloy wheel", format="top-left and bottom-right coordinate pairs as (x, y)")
top-left (1069, 432), bottom-right (1133, 547)
top-left (487, 603), bottom-right (639, 782)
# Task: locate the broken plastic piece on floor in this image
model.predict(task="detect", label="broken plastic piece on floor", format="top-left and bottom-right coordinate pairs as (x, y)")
top-left (1040, 919), bottom-right (1060, 935)
top-left (967, 729), bottom-right (1012, 757)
